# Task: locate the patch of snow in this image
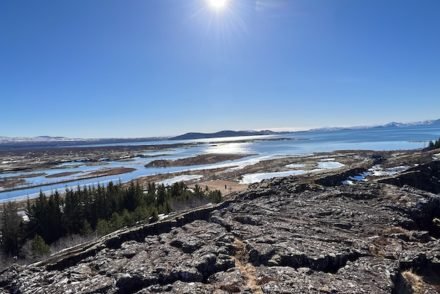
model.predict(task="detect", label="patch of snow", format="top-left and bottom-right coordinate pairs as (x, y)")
top-left (342, 180), bottom-right (354, 186)
top-left (342, 172), bottom-right (370, 185)
top-left (285, 163), bottom-right (306, 169)
top-left (158, 175), bottom-right (203, 186)
top-left (317, 161), bottom-right (345, 169)
top-left (369, 165), bottom-right (409, 177)
top-left (240, 170), bottom-right (307, 184)
top-left (17, 211), bottom-right (30, 222)
top-left (320, 158), bottom-right (335, 162)
top-left (350, 173), bottom-right (370, 181)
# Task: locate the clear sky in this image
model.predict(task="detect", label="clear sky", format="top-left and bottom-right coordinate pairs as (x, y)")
top-left (1, 0), bottom-right (439, 138)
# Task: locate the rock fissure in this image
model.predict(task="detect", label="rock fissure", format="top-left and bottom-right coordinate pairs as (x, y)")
top-left (275, 251), bottom-right (363, 273)
top-left (232, 238), bottom-right (263, 294)
top-left (2, 156), bottom-right (440, 293)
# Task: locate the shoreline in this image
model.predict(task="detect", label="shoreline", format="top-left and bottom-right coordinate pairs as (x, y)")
top-left (1, 147), bottom-right (438, 204)
top-left (0, 167), bottom-right (136, 195)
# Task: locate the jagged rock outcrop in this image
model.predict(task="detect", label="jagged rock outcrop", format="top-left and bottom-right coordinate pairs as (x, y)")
top-left (379, 161), bottom-right (440, 194)
top-left (1, 161), bottom-right (440, 293)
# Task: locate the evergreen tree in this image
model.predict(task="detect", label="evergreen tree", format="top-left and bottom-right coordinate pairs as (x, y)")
top-left (110, 212), bottom-right (123, 231)
top-left (0, 202), bottom-right (22, 256)
top-left (15, 180), bottom-right (222, 257)
top-left (427, 138), bottom-right (440, 150)
top-left (96, 219), bottom-right (110, 236)
top-left (150, 208), bottom-right (159, 223)
top-left (133, 206), bottom-right (149, 223)
top-left (46, 191), bottom-right (64, 242)
top-left (80, 220), bottom-right (93, 236)
top-left (121, 209), bottom-right (134, 226)
top-left (31, 234), bottom-right (50, 257)
top-left (145, 182), bottom-right (156, 205)
top-left (157, 184), bottom-right (166, 207)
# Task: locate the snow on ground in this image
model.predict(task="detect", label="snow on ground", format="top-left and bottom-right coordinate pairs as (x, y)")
top-left (241, 159), bottom-right (347, 184)
top-left (350, 173), bottom-right (370, 181)
top-left (342, 180), bottom-right (355, 186)
top-left (317, 161), bottom-right (345, 169)
top-left (17, 211), bottom-right (30, 222)
top-left (343, 165), bottom-right (410, 186)
top-left (369, 165), bottom-right (409, 176)
top-left (319, 158), bottom-right (336, 162)
top-left (342, 172), bottom-right (370, 185)
top-left (285, 163), bottom-right (306, 169)
top-left (158, 175), bottom-right (203, 186)
top-left (240, 170), bottom-right (308, 184)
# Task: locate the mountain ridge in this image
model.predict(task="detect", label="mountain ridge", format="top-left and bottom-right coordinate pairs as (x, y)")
top-left (1, 118), bottom-right (439, 144)
top-left (169, 130), bottom-right (277, 140)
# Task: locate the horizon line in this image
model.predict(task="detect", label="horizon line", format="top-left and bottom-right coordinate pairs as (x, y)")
top-left (1, 117), bottom-right (439, 141)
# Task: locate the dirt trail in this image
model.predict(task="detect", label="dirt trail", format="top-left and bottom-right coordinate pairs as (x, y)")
top-left (232, 238), bottom-right (263, 294)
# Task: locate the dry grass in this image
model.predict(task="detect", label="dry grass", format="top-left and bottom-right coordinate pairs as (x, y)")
top-left (191, 180), bottom-right (248, 197)
top-left (383, 226), bottom-right (411, 236)
top-left (402, 270), bottom-right (425, 294)
top-left (232, 238), bottom-right (263, 294)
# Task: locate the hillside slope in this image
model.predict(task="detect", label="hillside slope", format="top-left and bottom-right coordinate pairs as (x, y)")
top-left (1, 158), bottom-right (440, 293)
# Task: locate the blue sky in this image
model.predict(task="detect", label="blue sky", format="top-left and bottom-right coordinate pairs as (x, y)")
top-left (1, 0), bottom-right (439, 138)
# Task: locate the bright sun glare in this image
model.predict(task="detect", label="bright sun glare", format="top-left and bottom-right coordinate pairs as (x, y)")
top-left (206, 0), bottom-right (230, 11)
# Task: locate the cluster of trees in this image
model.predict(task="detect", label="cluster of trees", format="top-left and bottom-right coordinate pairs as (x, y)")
top-left (427, 138), bottom-right (440, 150)
top-left (0, 181), bottom-right (221, 260)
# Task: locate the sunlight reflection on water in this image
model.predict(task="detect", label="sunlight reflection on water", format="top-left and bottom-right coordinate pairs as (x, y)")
top-left (204, 142), bottom-right (252, 154)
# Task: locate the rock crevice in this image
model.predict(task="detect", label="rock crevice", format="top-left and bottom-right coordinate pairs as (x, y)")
top-left (1, 159), bottom-right (440, 293)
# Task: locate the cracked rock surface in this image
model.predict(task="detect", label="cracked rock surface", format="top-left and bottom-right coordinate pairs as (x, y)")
top-left (1, 159), bottom-right (440, 293)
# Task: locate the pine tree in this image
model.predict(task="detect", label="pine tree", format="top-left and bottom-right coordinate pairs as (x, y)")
top-left (96, 219), bottom-right (110, 236)
top-left (110, 212), bottom-right (123, 231)
top-left (150, 208), bottom-right (159, 223)
top-left (164, 200), bottom-right (172, 214)
top-left (80, 220), bottom-right (93, 236)
top-left (133, 206), bottom-right (149, 223)
top-left (157, 184), bottom-right (166, 206)
top-left (31, 234), bottom-right (50, 257)
top-left (145, 182), bottom-right (156, 205)
top-left (0, 202), bottom-right (22, 256)
top-left (121, 209), bottom-right (134, 226)
top-left (427, 138), bottom-right (440, 150)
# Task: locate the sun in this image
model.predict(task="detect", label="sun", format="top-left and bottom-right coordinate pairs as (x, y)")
top-left (206, 0), bottom-right (230, 11)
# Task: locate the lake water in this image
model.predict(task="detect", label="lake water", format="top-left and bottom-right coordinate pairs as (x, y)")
top-left (1, 124), bottom-right (439, 202)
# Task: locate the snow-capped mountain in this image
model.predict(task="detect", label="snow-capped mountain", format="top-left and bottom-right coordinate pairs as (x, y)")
top-left (0, 136), bottom-right (82, 144)
top-left (310, 119), bottom-right (440, 132)
top-left (380, 119), bottom-right (440, 128)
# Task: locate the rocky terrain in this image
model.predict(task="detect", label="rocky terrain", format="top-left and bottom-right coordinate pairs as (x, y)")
top-left (1, 153), bottom-right (440, 293)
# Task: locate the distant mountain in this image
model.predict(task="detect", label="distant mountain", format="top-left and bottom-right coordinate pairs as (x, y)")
top-left (309, 119), bottom-right (440, 133)
top-left (378, 119), bottom-right (440, 128)
top-left (170, 130), bottom-right (277, 141)
top-left (0, 136), bottom-right (168, 151)
top-left (2, 118), bottom-right (438, 145)
top-left (0, 136), bottom-right (80, 143)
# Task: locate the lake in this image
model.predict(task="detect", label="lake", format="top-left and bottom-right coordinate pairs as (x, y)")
top-left (1, 124), bottom-right (439, 202)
